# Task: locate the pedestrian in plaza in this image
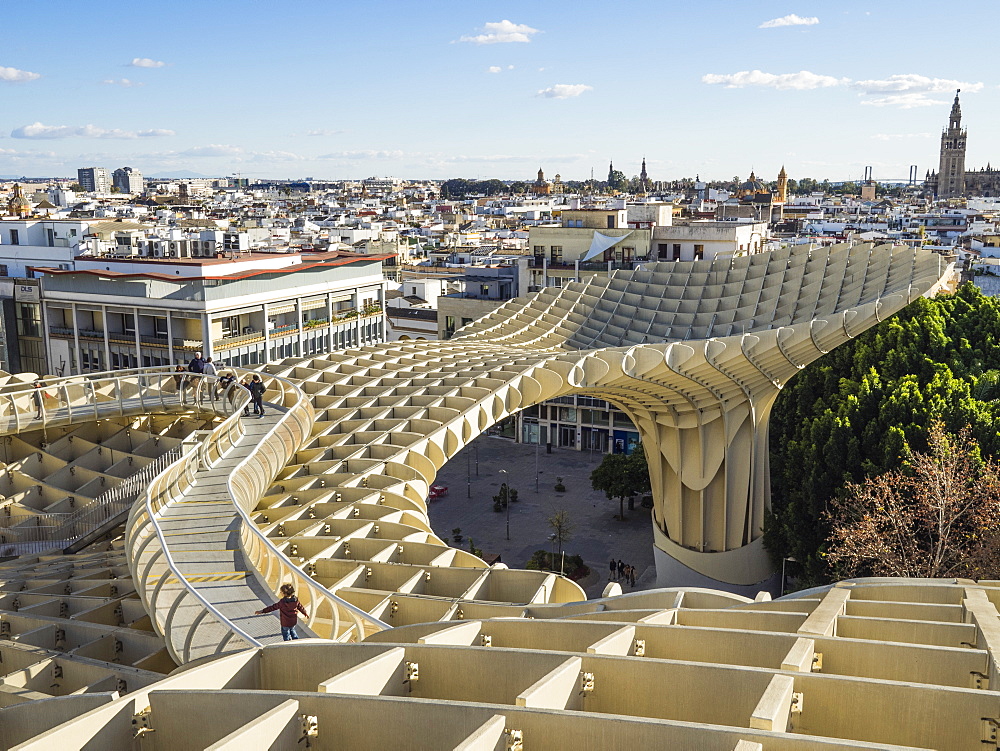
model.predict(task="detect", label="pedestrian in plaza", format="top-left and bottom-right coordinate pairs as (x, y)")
top-left (248, 374), bottom-right (266, 416)
top-left (609, 557), bottom-right (617, 581)
top-left (255, 583), bottom-right (308, 641)
top-left (617, 559), bottom-right (625, 581)
top-left (629, 565), bottom-right (636, 588)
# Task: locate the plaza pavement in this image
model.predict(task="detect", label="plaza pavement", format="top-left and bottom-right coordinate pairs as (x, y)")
top-left (428, 436), bottom-right (656, 599)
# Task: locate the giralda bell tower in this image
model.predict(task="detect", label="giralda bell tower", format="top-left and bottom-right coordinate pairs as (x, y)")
top-left (937, 90), bottom-right (966, 199)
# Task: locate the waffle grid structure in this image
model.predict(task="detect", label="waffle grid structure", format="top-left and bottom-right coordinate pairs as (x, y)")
top-left (0, 243), bottom-right (979, 749)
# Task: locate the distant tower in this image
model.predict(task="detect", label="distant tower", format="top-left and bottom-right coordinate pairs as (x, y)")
top-left (7, 183), bottom-right (30, 217)
top-left (537, 167), bottom-right (545, 183)
top-left (776, 165), bottom-right (788, 203)
top-left (639, 157), bottom-right (649, 193)
top-left (937, 90), bottom-right (966, 199)
top-left (607, 161), bottom-right (615, 184)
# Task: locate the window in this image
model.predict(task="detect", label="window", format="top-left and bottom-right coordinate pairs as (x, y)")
top-left (607, 215), bottom-right (615, 229)
top-left (533, 245), bottom-right (544, 258)
top-left (221, 316), bottom-right (240, 338)
top-left (694, 244), bottom-right (704, 260)
top-left (9, 230), bottom-right (19, 245)
top-left (70, 229), bottom-right (77, 237)
top-left (444, 315), bottom-right (456, 339)
top-left (480, 284), bottom-right (490, 297)
top-left (550, 245), bottom-right (562, 262)
top-left (0, 265), bottom-right (7, 277)
top-left (673, 244), bottom-right (681, 260)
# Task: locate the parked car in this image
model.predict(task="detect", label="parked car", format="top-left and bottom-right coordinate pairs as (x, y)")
top-left (428, 484), bottom-right (448, 500)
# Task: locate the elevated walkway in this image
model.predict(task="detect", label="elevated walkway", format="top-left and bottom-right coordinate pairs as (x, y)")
top-left (151, 405), bottom-right (317, 646)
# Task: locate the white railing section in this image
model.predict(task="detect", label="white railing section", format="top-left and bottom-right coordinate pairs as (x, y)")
top-left (0, 447), bottom-right (182, 556)
top-left (125, 372), bottom-right (256, 663)
top-left (0, 364), bottom-right (241, 435)
top-left (120, 368), bottom-right (385, 663)
top-left (225, 374), bottom-right (389, 643)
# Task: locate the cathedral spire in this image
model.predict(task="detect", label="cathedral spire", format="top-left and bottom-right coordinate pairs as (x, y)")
top-left (949, 89), bottom-right (962, 131)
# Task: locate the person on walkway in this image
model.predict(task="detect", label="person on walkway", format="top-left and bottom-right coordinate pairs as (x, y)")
top-left (32, 381), bottom-right (46, 419)
top-left (217, 371), bottom-right (237, 409)
top-left (248, 374), bottom-right (266, 416)
top-left (201, 357), bottom-right (218, 402)
top-left (617, 559), bottom-right (625, 582)
top-left (629, 565), bottom-right (636, 588)
top-left (255, 583), bottom-right (308, 641)
top-left (240, 376), bottom-right (253, 415)
top-left (609, 558), bottom-right (617, 581)
top-left (188, 351), bottom-right (206, 374)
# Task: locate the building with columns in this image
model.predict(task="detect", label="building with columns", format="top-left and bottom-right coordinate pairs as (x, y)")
top-left (34, 250), bottom-right (390, 375)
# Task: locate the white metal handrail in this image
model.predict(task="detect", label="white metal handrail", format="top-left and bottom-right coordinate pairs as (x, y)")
top-left (125, 372), bottom-right (261, 662)
top-left (224, 373), bottom-right (389, 642)
top-left (0, 364), bottom-right (241, 436)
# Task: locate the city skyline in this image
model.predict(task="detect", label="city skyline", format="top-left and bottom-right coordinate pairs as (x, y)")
top-left (2, 0), bottom-right (999, 181)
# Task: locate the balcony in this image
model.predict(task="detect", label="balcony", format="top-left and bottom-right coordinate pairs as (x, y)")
top-left (49, 326), bottom-right (201, 351)
top-left (212, 330), bottom-right (265, 350)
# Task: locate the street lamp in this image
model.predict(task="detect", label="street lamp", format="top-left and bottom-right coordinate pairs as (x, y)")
top-left (499, 469), bottom-right (510, 541)
top-left (780, 556), bottom-right (798, 597)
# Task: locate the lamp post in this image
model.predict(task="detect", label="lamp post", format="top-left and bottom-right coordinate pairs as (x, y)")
top-left (780, 556), bottom-right (797, 597)
top-left (500, 469), bottom-right (509, 541)
top-left (534, 424), bottom-right (539, 493)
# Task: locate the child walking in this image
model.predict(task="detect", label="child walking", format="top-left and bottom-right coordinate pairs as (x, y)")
top-left (255, 584), bottom-right (308, 641)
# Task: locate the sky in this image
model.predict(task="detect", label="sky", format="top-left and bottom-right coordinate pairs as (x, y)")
top-left (2, 0), bottom-right (999, 182)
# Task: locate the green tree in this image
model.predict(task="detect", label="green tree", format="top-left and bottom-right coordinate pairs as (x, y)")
top-left (765, 284), bottom-right (1000, 585)
top-left (590, 447), bottom-right (650, 520)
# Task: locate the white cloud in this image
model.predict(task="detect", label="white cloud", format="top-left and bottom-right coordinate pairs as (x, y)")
top-left (318, 149), bottom-right (404, 160)
top-left (180, 144), bottom-right (244, 157)
top-left (305, 129), bottom-right (345, 136)
top-left (871, 132), bottom-right (932, 141)
top-left (102, 78), bottom-right (144, 87)
top-left (853, 74), bottom-right (983, 94)
top-left (759, 14), bottom-right (819, 29)
top-left (702, 70), bottom-right (847, 90)
top-left (459, 20), bottom-right (539, 44)
top-left (11, 122), bottom-right (174, 139)
top-left (537, 83), bottom-right (592, 99)
top-left (860, 93), bottom-right (947, 109)
top-left (0, 66), bottom-right (41, 82)
top-left (130, 57), bottom-right (166, 68)
top-left (488, 66), bottom-right (502, 74)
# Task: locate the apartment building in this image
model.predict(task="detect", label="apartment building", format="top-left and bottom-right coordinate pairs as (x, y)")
top-left (34, 249), bottom-right (390, 376)
top-left (112, 167), bottom-right (144, 194)
top-left (527, 202), bottom-right (767, 290)
top-left (77, 167), bottom-right (111, 193)
top-left (0, 218), bottom-right (89, 277)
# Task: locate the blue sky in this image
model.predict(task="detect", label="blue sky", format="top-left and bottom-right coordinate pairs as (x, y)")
top-left (2, 0), bottom-right (998, 182)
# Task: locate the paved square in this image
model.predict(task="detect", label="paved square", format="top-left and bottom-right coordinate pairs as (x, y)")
top-left (428, 436), bottom-right (656, 598)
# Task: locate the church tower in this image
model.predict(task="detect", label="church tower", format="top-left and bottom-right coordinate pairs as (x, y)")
top-left (937, 90), bottom-right (967, 198)
top-left (639, 157), bottom-right (649, 193)
top-left (776, 165), bottom-right (788, 203)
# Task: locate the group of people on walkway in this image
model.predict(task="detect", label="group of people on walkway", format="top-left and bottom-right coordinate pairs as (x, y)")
top-left (173, 352), bottom-right (267, 416)
top-left (609, 558), bottom-right (637, 588)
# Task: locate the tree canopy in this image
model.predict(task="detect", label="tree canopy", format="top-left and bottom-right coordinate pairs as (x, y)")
top-left (825, 423), bottom-right (1000, 579)
top-left (765, 283), bottom-right (1000, 585)
top-left (591, 447), bottom-right (650, 520)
